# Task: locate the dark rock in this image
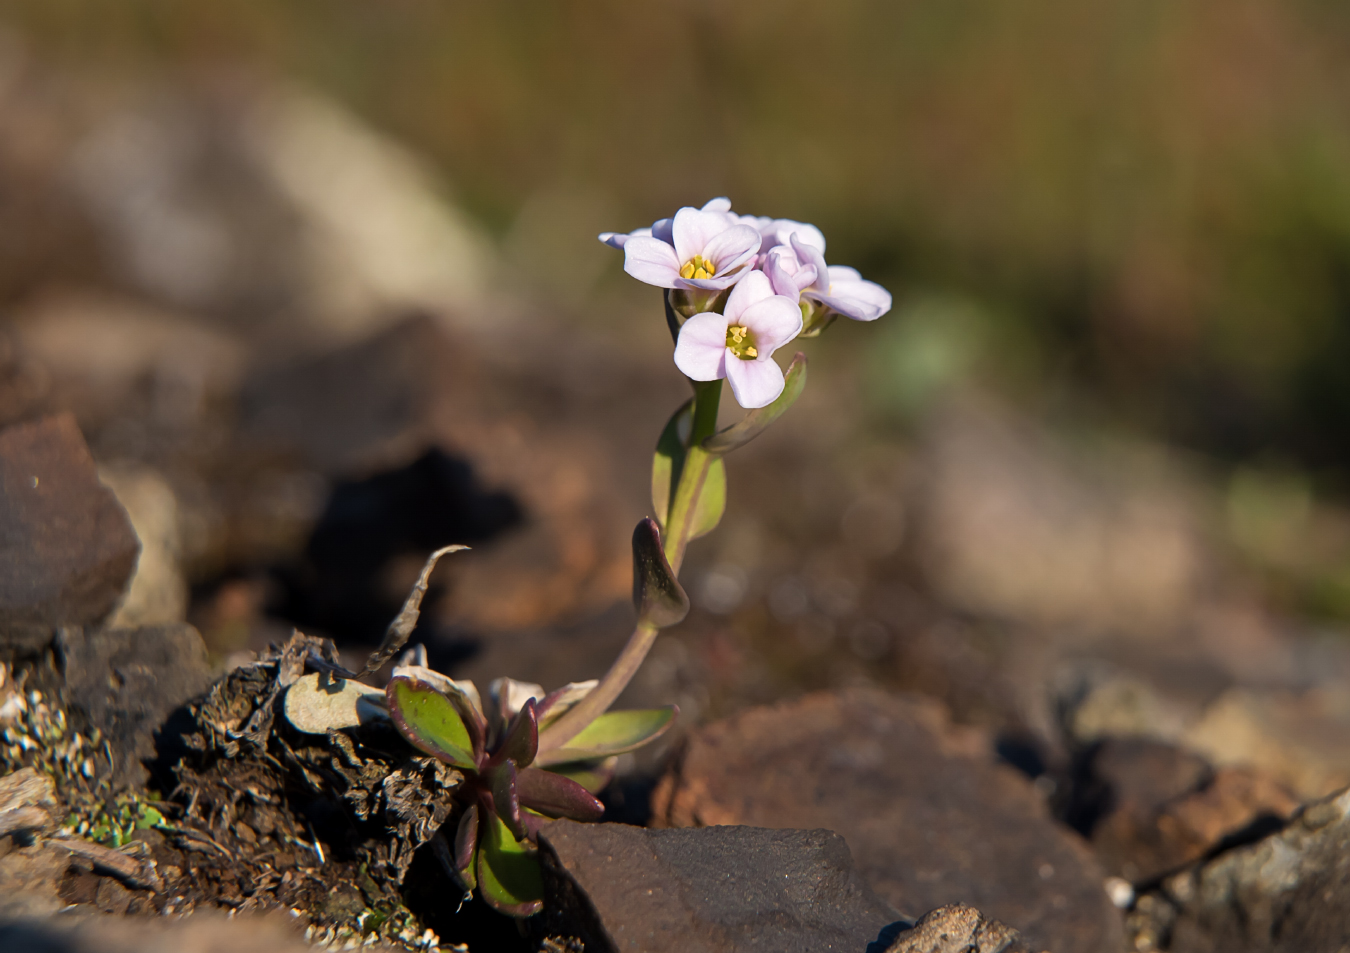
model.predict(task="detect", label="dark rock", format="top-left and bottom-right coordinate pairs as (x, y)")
top-left (1127, 786), bottom-right (1350, 953)
top-left (1069, 738), bottom-right (1298, 884)
top-left (238, 314), bottom-right (468, 475)
top-left (653, 689), bottom-right (1123, 953)
top-left (0, 415), bottom-right (139, 656)
top-left (534, 820), bottom-right (901, 953)
top-left (56, 623), bottom-right (212, 788)
top-left (884, 904), bottom-right (1035, 953)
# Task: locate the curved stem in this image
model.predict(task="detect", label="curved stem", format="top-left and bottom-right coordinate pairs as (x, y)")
top-left (536, 623), bottom-right (657, 752)
top-left (538, 375), bottom-right (721, 754)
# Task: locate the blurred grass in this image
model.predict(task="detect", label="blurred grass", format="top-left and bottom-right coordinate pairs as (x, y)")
top-left (8, 0), bottom-right (1350, 466)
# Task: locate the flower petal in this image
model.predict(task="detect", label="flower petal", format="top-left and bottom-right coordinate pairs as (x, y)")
top-left (701, 197), bottom-right (733, 214)
top-left (764, 251), bottom-right (800, 299)
top-left (651, 217), bottom-right (674, 245)
top-left (811, 276), bottom-right (893, 321)
top-left (600, 225), bottom-right (660, 250)
top-left (725, 354), bottom-right (786, 408)
top-left (827, 265), bottom-right (862, 282)
top-left (723, 270), bottom-right (776, 321)
top-left (770, 219), bottom-right (826, 253)
top-left (791, 235), bottom-right (831, 293)
top-left (740, 295), bottom-right (804, 354)
top-left (672, 207), bottom-right (737, 263)
top-left (673, 312), bottom-right (730, 381)
top-left (623, 236), bottom-right (682, 288)
top-left (702, 224), bottom-right (762, 277)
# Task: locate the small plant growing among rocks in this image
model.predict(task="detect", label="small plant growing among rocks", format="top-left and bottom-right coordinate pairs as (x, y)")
top-left (279, 197), bottom-right (892, 919)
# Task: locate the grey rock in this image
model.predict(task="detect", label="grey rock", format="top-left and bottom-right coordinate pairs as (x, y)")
top-left (1128, 786), bottom-right (1350, 953)
top-left (885, 904), bottom-right (1034, 953)
top-left (534, 820), bottom-right (901, 953)
top-left (56, 623), bottom-right (212, 788)
top-left (0, 415), bottom-right (139, 656)
top-left (654, 689), bottom-right (1123, 953)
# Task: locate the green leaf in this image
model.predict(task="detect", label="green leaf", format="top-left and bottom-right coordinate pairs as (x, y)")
top-left (136, 805), bottom-right (165, 830)
top-left (544, 757), bottom-right (618, 794)
top-left (688, 456), bottom-right (725, 539)
top-left (651, 399), bottom-right (693, 527)
top-left (534, 706), bottom-right (678, 766)
top-left (631, 518), bottom-right (689, 629)
top-left (477, 809), bottom-right (544, 917)
top-left (702, 352), bottom-right (808, 454)
top-left (386, 676), bottom-right (478, 769)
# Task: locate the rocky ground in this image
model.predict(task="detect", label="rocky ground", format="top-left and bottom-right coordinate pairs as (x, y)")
top-left (1, 40), bottom-right (1350, 952)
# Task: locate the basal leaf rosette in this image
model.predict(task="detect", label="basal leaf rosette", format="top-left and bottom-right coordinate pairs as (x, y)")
top-left (385, 674), bottom-right (676, 916)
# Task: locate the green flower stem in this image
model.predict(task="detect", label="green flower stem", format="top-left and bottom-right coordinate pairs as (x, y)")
top-left (661, 378), bottom-right (722, 573)
top-left (538, 377), bottom-right (721, 754)
top-left (536, 621), bottom-right (658, 753)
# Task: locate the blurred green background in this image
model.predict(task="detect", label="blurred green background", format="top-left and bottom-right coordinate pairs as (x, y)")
top-left (9, 0), bottom-right (1350, 615)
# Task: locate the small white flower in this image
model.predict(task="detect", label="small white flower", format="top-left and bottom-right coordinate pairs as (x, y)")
top-left (673, 271), bottom-right (803, 408)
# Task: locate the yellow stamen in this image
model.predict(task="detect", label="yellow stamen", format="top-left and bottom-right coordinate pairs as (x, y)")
top-left (725, 324), bottom-right (757, 360)
top-left (681, 254), bottom-right (716, 281)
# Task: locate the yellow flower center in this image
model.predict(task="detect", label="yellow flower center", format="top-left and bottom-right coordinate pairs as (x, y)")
top-left (725, 324), bottom-right (758, 360)
top-left (679, 254), bottom-right (717, 281)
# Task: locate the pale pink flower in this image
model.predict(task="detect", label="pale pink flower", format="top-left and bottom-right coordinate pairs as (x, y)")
top-left (621, 205), bottom-right (760, 291)
top-left (673, 271), bottom-right (803, 408)
top-left (598, 197), bottom-right (732, 250)
top-left (791, 235), bottom-right (892, 321)
top-left (762, 244), bottom-right (819, 301)
top-left (745, 217), bottom-right (826, 255)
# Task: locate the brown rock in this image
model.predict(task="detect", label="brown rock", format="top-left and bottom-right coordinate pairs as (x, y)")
top-left (1080, 738), bottom-right (1298, 884)
top-left (0, 415), bottom-right (139, 655)
top-left (535, 819), bottom-right (900, 953)
top-left (885, 904), bottom-right (1035, 953)
top-left (653, 689), bottom-right (1122, 953)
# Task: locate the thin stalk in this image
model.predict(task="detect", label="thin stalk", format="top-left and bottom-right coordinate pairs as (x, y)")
top-left (535, 622), bottom-right (657, 752)
top-left (538, 377), bottom-right (721, 753)
top-left (661, 379), bottom-right (721, 572)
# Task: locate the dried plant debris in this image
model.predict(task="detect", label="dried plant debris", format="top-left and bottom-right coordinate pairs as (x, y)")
top-left (167, 631), bottom-right (468, 946)
top-left (0, 638), bottom-right (467, 951)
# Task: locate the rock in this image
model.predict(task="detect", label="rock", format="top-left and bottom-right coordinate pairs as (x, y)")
top-left (1183, 687), bottom-right (1350, 799)
top-left (56, 623), bottom-right (212, 788)
top-left (1068, 738), bottom-right (1298, 883)
top-left (652, 689), bottom-right (1123, 953)
top-left (1128, 786), bottom-right (1350, 953)
top-left (0, 842), bottom-right (72, 918)
top-left (236, 314), bottom-right (468, 475)
top-left (0, 415), bottom-right (140, 656)
top-left (1061, 675), bottom-right (1190, 746)
top-left (0, 908), bottom-right (358, 953)
top-left (99, 464), bottom-right (188, 628)
top-left (534, 819), bottom-right (901, 953)
top-left (884, 904), bottom-right (1035, 953)
top-left (283, 673), bottom-right (385, 733)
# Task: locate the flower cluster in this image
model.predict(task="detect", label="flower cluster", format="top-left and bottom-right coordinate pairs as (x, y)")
top-left (601, 197), bottom-right (892, 408)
